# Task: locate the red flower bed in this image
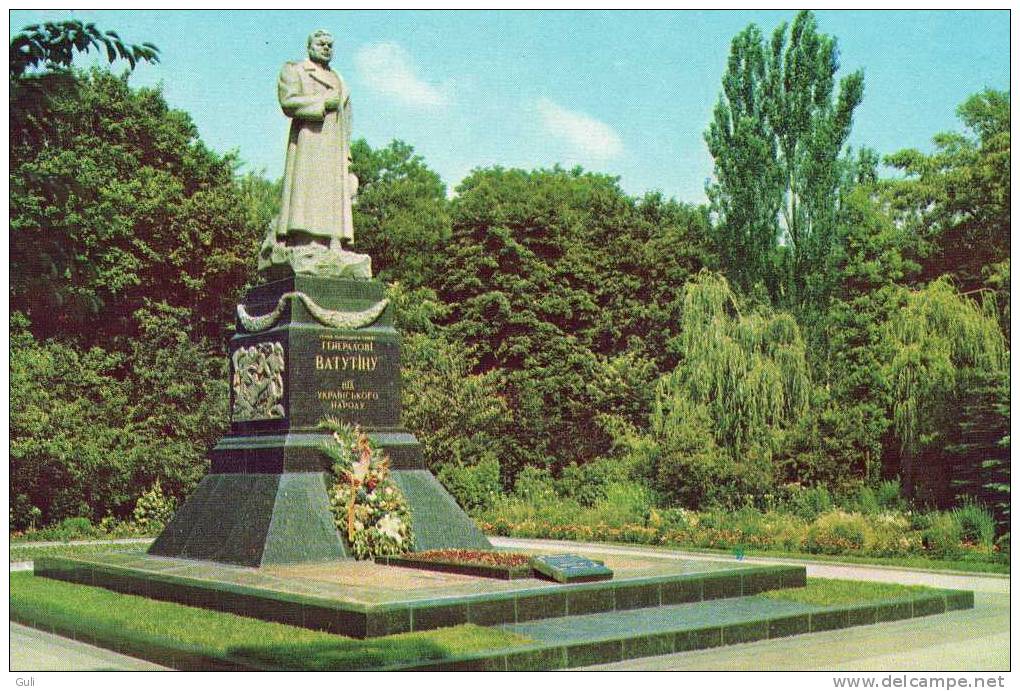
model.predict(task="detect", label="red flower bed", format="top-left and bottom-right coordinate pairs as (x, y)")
top-left (410, 549), bottom-right (532, 568)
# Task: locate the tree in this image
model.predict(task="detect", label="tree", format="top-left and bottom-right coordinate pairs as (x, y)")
top-left (349, 139), bottom-right (451, 288)
top-left (883, 90), bottom-right (1010, 294)
top-left (647, 272), bottom-right (812, 505)
top-left (884, 278), bottom-right (1009, 503)
top-left (10, 69), bottom-right (260, 345)
top-left (787, 188), bottom-right (919, 489)
top-left (705, 10), bottom-right (864, 308)
top-left (11, 19), bottom-right (159, 146)
top-left (10, 19), bottom-right (158, 77)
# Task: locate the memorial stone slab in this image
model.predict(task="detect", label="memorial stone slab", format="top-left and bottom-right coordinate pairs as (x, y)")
top-left (530, 554), bottom-right (614, 583)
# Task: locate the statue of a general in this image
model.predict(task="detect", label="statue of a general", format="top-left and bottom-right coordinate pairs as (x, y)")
top-left (277, 29), bottom-right (357, 248)
top-left (260, 30), bottom-right (369, 278)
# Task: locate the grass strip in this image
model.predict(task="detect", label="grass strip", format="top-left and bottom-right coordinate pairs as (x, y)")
top-left (496, 536), bottom-right (1008, 575)
top-left (762, 577), bottom-right (932, 606)
top-left (11, 572), bottom-right (529, 671)
top-left (10, 536), bottom-right (1008, 574)
top-left (11, 543), bottom-right (152, 563)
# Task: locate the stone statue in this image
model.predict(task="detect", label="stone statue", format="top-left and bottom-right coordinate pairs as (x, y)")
top-left (260, 29), bottom-right (371, 279)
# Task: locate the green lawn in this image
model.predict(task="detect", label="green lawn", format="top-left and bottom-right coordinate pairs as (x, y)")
top-left (11, 534), bottom-right (1008, 575)
top-left (11, 541), bottom-right (153, 563)
top-left (10, 572), bottom-right (530, 671)
top-left (542, 539), bottom-right (1009, 575)
top-left (763, 577), bottom-right (932, 606)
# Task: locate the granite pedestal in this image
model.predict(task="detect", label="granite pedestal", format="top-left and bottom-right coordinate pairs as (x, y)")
top-left (149, 275), bottom-right (490, 567)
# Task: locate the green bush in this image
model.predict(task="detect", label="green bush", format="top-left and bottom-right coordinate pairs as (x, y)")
top-left (512, 466), bottom-right (558, 503)
top-left (951, 503), bottom-right (996, 548)
top-left (132, 480), bottom-right (177, 532)
top-left (786, 485), bottom-right (834, 520)
top-left (922, 512), bottom-right (963, 558)
top-left (556, 457), bottom-right (632, 507)
top-left (645, 401), bottom-right (742, 509)
top-left (805, 511), bottom-right (872, 554)
top-left (588, 482), bottom-right (655, 528)
top-left (851, 486), bottom-right (881, 515)
top-left (10, 494), bottom-right (41, 532)
top-left (437, 457), bottom-right (501, 514)
top-left (876, 480), bottom-right (906, 511)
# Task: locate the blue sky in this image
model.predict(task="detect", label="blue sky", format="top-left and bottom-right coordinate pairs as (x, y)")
top-left (10, 9), bottom-right (1010, 203)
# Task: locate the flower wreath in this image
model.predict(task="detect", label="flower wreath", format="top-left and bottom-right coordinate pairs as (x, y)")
top-left (319, 417), bottom-right (414, 559)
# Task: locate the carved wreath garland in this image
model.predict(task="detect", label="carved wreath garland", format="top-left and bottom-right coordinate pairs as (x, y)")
top-left (319, 418), bottom-right (413, 559)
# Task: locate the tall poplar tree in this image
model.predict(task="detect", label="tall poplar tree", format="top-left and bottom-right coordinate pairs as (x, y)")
top-left (705, 10), bottom-right (864, 308)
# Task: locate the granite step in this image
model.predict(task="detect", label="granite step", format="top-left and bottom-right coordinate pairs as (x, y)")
top-left (398, 588), bottom-right (975, 670)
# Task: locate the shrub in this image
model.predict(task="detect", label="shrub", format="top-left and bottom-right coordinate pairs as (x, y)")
top-left (556, 457), bottom-right (631, 507)
top-left (786, 485), bottom-right (834, 520)
top-left (805, 511), bottom-right (872, 554)
top-left (132, 480), bottom-right (177, 532)
top-left (764, 512), bottom-right (810, 551)
top-left (867, 513), bottom-right (920, 556)
top-left (512, 466), bottom-right (558, 503)
top-left (851, 486), bottom-right (881, 515)
top-left (46, 517), bottom-right (101, 541)
top-left (656, 507), bottom-right (701, 532)
top-left (922, 512), bottom-right (963, 558)
top-left (10, 494), bottom-right (41, 532)
top-left (876, 479), bottom-right (906, 511)
top-left (952, 503), bottom-right (996, 548)
top-left (437, 457), bottom-right (501, 514)
top-left (589, 482), bottom-right (655, 528)
top-left (647, 401), bottom-right (741, 509)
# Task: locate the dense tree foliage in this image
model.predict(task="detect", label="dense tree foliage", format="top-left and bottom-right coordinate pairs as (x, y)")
top-left (8, 15), bottom-right (1009, 535)
top-left (10, 62), bottom-right (256, 527)
top-left (638, 272), bottom-right (811, 506)
top-left (705, 10), bottom-right (864, 309)
top-left (11, 69), bottom-right (259, 345)
top-left (883, 90), bottom-right (1009, 293)
top-left (350, 139), bottom-right (451, 288)
top-left (439, 167), bottom-right (711, 479)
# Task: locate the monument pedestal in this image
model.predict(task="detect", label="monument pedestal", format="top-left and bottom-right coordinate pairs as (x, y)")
top-left (149, 275), bottom-right (490, 567)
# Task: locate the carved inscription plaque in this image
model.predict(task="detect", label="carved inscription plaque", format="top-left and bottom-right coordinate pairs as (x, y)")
top-left (312, 334), bottom-right (399, 427)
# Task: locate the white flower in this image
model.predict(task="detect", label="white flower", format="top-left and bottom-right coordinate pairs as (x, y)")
top-left (377, 513), bottom-right (404, 542)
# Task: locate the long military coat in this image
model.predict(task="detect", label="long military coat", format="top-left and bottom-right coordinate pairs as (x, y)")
top-left (276, 59), bottom-right (354, 245)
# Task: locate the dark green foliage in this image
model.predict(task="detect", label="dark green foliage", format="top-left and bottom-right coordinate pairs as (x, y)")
top-left (10, 19), bottom-right (158, 77)
top-left (436, 458), bottom-right (501, 514)
top-left (883, 90), bottom-right (1009, 293)
top-left (644, 400), bottom-right (741, 509)
top-left (705, 10), bottom-right (864, 308)
top-left (440, 166), bottom-right (710, 479)
top-left (350, 139), bottom-right (451, 287)
top-left (392, 283), bottom-right (514, 488)
top-left (950, 503), bottom-right (996, 548)
top-left (555, 457), bottom-right (633, 508)
top-left (944, 371), bottom-right (1010, 531)
top-left (9, 59), bottom-right (253, 526)
top-left (11, 69), bottom-right (259, 345)
top-left (10, 311), bottom-right (221, 525)
top-left (783, 485), bottom-right (834, 521)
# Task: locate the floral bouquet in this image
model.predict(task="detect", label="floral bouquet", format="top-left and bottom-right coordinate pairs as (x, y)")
top-left (320, 417), bottom-right (414, 559)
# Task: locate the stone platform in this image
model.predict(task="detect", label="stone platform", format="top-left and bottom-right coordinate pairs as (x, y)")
top-left (30, 547), bottom-right (975, 670)
top-left (34, 549), bottom-right (805, 639)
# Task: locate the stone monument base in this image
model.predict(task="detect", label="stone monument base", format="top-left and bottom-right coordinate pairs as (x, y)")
top-left (148, 273), bottom-right (491, 567)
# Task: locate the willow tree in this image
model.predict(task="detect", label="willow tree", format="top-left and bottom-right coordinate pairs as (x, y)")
top-left (648, 272), bottom-right (811, 505)
top-left (885, 277), bottom-right (1009, 503)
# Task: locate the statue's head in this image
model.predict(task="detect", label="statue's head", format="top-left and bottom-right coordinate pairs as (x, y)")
top-left (307, 29), bottom-right (334, 65)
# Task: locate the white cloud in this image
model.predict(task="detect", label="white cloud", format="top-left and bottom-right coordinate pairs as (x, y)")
top-left (536, 98), bottom-right (624, 160)
top-left (354, 42), bottom-right (448, 108)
